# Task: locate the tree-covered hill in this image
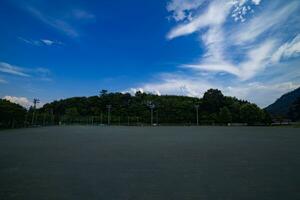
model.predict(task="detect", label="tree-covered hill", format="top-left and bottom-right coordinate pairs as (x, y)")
top-left (0, 99), bottom-right (27, 129)
top-left (36, 89), bottom-right (271, 125)
top-left (265, 87), bottom-right (300, 117)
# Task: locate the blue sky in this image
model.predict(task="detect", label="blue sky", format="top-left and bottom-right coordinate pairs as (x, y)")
top-left (0, 0), bottom-right (300, 108)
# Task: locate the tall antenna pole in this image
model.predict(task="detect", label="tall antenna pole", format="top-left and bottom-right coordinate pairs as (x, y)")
top-left (31, 98), bottom-right (40, 125)
top-left (106, 105), bottom-right (111, 125)
top-left (194, 105), bottom-right (199, 126)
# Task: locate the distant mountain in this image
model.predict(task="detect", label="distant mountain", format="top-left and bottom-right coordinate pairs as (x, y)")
top-left (265, 87), bottom-right (300, 116)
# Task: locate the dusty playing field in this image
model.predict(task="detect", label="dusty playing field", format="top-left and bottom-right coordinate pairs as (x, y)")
top-left (0, 126), bottom-right (300, 200)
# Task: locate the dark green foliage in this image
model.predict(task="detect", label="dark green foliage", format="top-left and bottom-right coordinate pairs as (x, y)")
top-left (37, 89), bottom-right (268, 125)
top-left (265, 87), bottom-right (300, 117)
top-left (240, 103), bottom-right (263, 125)
top-left (218, 107), bottom-right (232, 124)
top-left (0, 99), bottom-right (27, 128)
top-left (288, 97), bottom-right (300, 121)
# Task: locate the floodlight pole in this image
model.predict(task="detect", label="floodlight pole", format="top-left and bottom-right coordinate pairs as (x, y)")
top-left (194, 105), bottom-right (199, 126)
top-left (156, 110), bottom-right (158, 125)
top-left (31, 98), bottom-right (40, 125)
top-left (43, 113), bottom-right (46, 126)
top-left (106, 105), bottom-right (111, 125)
top-left (147, 101), bottom-right (155, 126)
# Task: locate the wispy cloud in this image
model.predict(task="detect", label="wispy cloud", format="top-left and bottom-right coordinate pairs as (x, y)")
top-left (233, 1), bottom-right (298, 45)
top-left (166, 0), bottom-right (300, 81)
top-left (271, 34), bottom-right (300, 63)
top-left (23, 3), bottom-right (95, 37)
top-left (26, 6), bottom-right (79, 37)
top-left (0, 61), bottom-right (52, 82)
top-left (18, 37), bottom-right (63, 46)
top-left (129, 0), bottom-right (300, 107)
top-left (0, 62), bottom-right (30, 77)
top-left (71, 9), bottom-right (95, 20)
top-left (166, 0), bottom-right (206, 22)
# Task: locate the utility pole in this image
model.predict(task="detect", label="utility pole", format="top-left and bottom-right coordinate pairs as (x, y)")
top-left (31, 98), bottom-right (40, 125)
top-left (194, 105), bottom-right (199, 126)
top-left (106, 105), bottom-right (111, 125)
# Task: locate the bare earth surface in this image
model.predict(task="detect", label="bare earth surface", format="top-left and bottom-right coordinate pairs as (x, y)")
top-left (0, 126), bottom-right (300, 200)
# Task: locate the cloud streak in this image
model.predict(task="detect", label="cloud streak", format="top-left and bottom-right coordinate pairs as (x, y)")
top-left (19, 37), bottom-right (63, 46)
top-left (0, 62), bottom-right (30, 77)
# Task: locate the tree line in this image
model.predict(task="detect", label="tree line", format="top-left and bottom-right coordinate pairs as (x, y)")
top-left (1, 89), bottom-right (275, 129)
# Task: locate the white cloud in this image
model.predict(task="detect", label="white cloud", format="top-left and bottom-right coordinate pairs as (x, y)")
top-left (224, 82), bottom-right (300, 107)
top-left (183, 38), bottom-right (276, 80)
top-left (238, 39), bottom-right (276, 80)
top-left (3, 96), bottom-right (32, 108)
top-left (128, 71), bottom-right (300, 107)
top-left (166, 0), bottom-right (206, 22)
top-left (0, 62), bottom-right (30, 77)
top-left (165, 0), bottom-right (300, 81)
top-left (128, 73), bottom-right (217, 98)
top-left (40, 39), bottom-right (63, 46)
top-left (233, 1), bottom-right (299, 44)
top-left (271, 34), bottom-right (300, 63)
top-left (19, 37), bottom-right (63, 46)
top-left (167, 0), bottom-right (233, 40)
top-left (251, 0), bottom-right (261, 5)
top-left (126, 0), bottom-right (300, 108)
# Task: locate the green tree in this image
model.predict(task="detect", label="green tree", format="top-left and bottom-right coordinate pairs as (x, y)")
top-left (240, 104), bottom-right (263, 125)
top-left (202, 89), bottom-right (224, 113)
top-left (218, 107), bottom-right (232, 124)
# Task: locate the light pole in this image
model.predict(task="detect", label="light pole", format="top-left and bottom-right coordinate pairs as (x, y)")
top-left (147, 101), bottom-right (155, 126)
top-left (106, 105), bottom-right (111, 125)
top-left (194, 105), bottom-right (199, 126)
top-left (31, 98), bottom-right (40, 125)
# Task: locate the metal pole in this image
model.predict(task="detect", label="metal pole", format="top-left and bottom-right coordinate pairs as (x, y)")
top-left (31, 98), bottom-right (40, 125)
top-left (151, 108), bottom-right (153, 125)
top-left (107, 105), bottom-right (111, 125)
top-left (100, 112), bottom-right (103, 124)
top-left (43, 113), bottom-right (46, 126)
top-left (195, 105), bottom-right (199, 126)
